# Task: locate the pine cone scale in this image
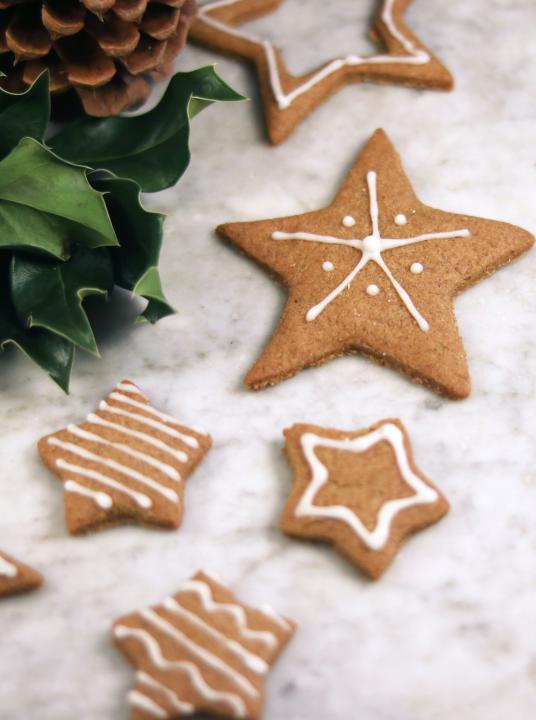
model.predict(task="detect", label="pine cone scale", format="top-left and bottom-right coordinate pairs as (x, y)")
top-left (42, 1), bottom-right (86, 38)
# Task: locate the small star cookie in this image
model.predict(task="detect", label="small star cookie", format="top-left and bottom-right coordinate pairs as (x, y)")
top-left (218, 128), bottom-right (534, 398)
top-left (280, 419), bottom-right (449, 579)
top-left (38, 380), bottom-right (212, 535)
top-left (113, 570), bottom-right (296, 720)
top-left (0, 550), bottom-right (42, 599)
top-left (191, 0), bottom-right (453, 143)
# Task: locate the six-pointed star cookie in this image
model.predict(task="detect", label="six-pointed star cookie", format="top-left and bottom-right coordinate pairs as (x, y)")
top-left (280, 419), bottom-right (449, 579)
top-left (191, 0), bottom-right (453, 143)
top-left (113, 570), bottom-right (296, 720)
top-left (0, 550), bottom-right (43, 599)
top-left (38, 380), bottom-right (212, 535)
top-left (218, 128), bottom-right (534, 398)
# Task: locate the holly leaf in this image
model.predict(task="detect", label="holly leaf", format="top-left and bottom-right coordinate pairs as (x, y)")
top-left (133, 267), bottom-right (174, 323)
top-left (49, 66), bottom-right (245, 192)
top-left (0, 262), bottom-right (74, 391)
top-left (0, 137), bottom-right (118, 258)
top-left (0, 70), bottom-right (50, 159)
top-left (89, 172), bottom-right (173, 322)
top-left (11, 247), bottom-right (114, 355)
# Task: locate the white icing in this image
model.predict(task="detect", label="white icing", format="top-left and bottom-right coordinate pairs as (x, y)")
top-left (272, 169), bottom-right (470, 332)
top-left (108, 393), bottom-right (200, 448)
top-left (366, 284), bottom-right (380, 296)
top-left (342, 215), bottom-right (356, 228)
top-left (0, 555), bottom-right (18, 578)
top-left (114, 625), bottom-right (246, 719)
top-left (99, 401), bottom-right (193, 446)
top-left (87, 413), bottom-right (188, 464)
top-left (410, 262), bottom-right (424, 274)
top-left (48, 437), bottom-right (179, 504)
top-left (137, 671), bottom-right (194, 715)
top-left (296, 423), bottom-right (439, 551)
top-left (128, 690), bottom-right (168, 718)
top-left (395, 213), bottom-right (407, 226)
top-left (322, 261), bottom-right (334, 272)
top-left (198, 0), bottom-right (430, 110)
top-left (116, 381), bottom-right (148, 399)
top-left (164, 597), bottom-right (268, 674)
top-left (141, 609), bottom-right (258, 697)
top-left (181, 579), bottom-right (278, 649)
top-left (67, 424), bottom-right (180, 482)
top-left (56, 458), bottom-right (152, 509)
top-left (64, 479), bottom-right (113, 510)
top-left (259, 605), bottom-right (292, 632)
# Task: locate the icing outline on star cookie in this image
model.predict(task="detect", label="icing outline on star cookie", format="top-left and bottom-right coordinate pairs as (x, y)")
top-left (272, 170), bottom-right (470, 331)
top-left (296, 422), bottom-right (439, 551)
top-left (198, 0), bottom-right (431, 110)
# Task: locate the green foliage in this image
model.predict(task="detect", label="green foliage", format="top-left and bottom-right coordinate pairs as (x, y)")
top-left (51, 67), bottom-right (244, 192)
top-left (0, 68), bottom-right (243, 390)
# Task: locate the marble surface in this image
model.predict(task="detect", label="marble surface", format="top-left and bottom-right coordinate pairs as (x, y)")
top-left (2, 1), bottom-right (536, 718)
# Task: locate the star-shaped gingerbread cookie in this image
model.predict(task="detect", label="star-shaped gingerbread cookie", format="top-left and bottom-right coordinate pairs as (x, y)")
top-left (113, 570), bottom-right (296, 720)
top-left (280, 419), bottom-right (448, 579)
top-left (218, 129), bottom-right (534, 398)
top-left (191, 0), bottom-right (453, 143)
top-left (0, 550), bottom-right (42, 599)
top-left (38, 380), bottom-right (212, 535)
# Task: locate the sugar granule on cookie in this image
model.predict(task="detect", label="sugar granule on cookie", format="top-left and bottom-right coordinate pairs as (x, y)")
top-left (191, 0), bottom-right (453, 144)
top-left (38, 380), bottom-right (212, 535)
top-left (112, 570), bottom-right (296, 720)
top-left (218, 128), bottom-right (534, 398)
top-left (0, 550), bottom-right (42, 599)
top-left (280, 419), bottom-right (449, 579)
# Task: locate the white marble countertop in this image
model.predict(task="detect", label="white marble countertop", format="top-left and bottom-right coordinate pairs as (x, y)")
top-left (2, 1), bottom-right (536, 718)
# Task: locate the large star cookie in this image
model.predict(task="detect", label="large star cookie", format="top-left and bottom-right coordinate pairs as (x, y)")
top-left (38, 380), bottom-right (212, 534)
top-left (113, 570), bottom-right (296, 720)
top-left (218, 129), bottom-right (534, 398)
top-left (280, 419), bottom-right (449, 579)
top-left (191, 0), bottom-right (453, 143)
top-left (0, 550), bottom-right (42, 599)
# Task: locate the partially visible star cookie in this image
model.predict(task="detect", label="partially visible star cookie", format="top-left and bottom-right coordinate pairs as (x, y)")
top-left (218, 128), bottom-right (534, 398)
top-left (0, 550), bottom-right (42, 599)
top-left (113, 570), bottom-right (296, 720)
top-left (191, 0), bottom-right (453, 143)
top-left (38, 380), bottom-right (212, 535)
top-left (280, 419), bottom-right (449, 579)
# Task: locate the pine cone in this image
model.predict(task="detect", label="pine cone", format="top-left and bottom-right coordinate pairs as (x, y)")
top-left (0, 0), bottom-right (197, 116)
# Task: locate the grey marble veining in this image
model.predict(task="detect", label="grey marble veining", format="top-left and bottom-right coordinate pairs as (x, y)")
top-left (1, 1), bottom-right (536, 718)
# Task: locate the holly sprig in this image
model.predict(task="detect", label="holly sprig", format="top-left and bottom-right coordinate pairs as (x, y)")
top-left (0, 69), bottom-right (243, 391)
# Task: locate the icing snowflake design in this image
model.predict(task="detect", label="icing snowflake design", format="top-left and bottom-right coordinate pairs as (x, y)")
top-left (272, 171), bottom-right (470, 332)
top-left (297, 423), bottom-right (438, 551)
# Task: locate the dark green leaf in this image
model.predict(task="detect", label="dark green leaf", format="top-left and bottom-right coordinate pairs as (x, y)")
top-left (0, 71), bottom-right (50, 158)
top-left (0, 137), bottom-right (118, 257)
top-left (50, 66), bottom-right (245, 192)
top-left (0, 262), bottom-right (73, 391)
top-left (133, 267), bottom-right (174, 323)
top-left (89, 172), bottom-right (173, 322)
top-left (11, 247), bottom-right (114, 355)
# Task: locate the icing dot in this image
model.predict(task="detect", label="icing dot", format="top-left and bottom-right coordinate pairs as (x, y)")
top-left (410, 262), bottom-right (424, 275)
top-left (342, 215), bottom-right (356, 228)
top-left (394, 213), bottom-right (407, 226)
top-left (366, 284), bottom-right (380, 296)
top-left (322, 261), bottom-right (334, 272)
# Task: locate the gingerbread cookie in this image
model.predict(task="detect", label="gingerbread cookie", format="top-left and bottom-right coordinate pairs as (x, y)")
top-left (280, 419), bottom-right (449, 579)
top-left (0, 550), bottom-right (42, 599)
top-left (218, 128), bottom-right (534, 398)
top-left (38, 380), bottom-right (212, 535)
top-left (191, 0), bottom-right (453, 144)
top-left (113, 570), bottom-right (296, 720)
